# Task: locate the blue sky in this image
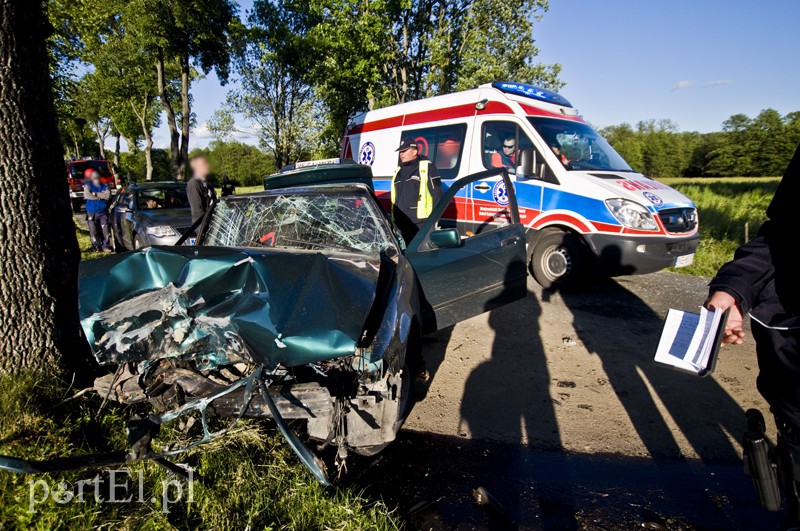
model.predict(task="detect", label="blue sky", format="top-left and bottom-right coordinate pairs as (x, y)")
top-left (154, 0), bottom-right (800, 149)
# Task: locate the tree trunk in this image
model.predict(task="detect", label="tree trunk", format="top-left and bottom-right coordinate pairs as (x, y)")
top-left (95, 121), bottom-right (107, 159)
top-left (0, 0), bottom-right (89, 376)
top-left (155, 52), bottom-right (182, 180)
top-left (179, 55), bottom-right (191, 180)
top-left (131, 94), bottom-right (154, 181)
top-left (145, 134), bottom-right (154, 181)
top-left (113, 132), bottom-right (121, 168)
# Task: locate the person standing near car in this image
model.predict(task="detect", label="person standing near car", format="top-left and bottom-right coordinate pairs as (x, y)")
top-left (705, 143), bottom-right (800, 527)
top-left (83, 169), bottom-right (112, 253)
top-left (220, 174), bottom-right (236, 197)
top-left (391, 138), bottom-right (443, 243)
top-left (187, 156), bottom-right (216, 226)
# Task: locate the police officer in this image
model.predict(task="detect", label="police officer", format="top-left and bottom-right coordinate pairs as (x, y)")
top-left (83, 169), bottom-right (112, 253)
top-left (220, 174), bottom-right (236, 197)
top-left (391, 138), bottom-right (443, 243)
top-left (706, 144), bottom-right (800, 528)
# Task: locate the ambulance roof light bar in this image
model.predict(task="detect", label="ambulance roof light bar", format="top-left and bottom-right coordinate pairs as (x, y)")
top-left (491, 81), bottom-right (573, 109)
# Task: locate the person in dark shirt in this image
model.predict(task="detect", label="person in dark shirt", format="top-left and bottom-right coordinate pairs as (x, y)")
top-left (390, 138), bottom-right (443, 244)
top-left (706, 144), bottom-right (800, 527)
top-left (221, 174), bottom-right (235, 197)
top-left (186, 156), bottom-right (216, 226)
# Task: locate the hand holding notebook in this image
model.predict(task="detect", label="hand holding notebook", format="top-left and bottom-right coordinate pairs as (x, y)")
top-left (654, 307), bottom-right (730, 376)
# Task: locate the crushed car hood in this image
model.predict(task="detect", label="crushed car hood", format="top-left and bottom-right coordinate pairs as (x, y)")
top-left (79, 246), bottom-right (380, 368)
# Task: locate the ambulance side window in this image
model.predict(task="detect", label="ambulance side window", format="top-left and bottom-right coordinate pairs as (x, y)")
top-left (399, 124), bottom-right (467, 180)
top-left (481, 121), bottom-right (556, 183)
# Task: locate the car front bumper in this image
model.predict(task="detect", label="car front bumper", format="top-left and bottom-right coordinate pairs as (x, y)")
top-left (584, 232), bottom-right (700, 275)
top-left (145, 233), bottom-right (182, 247)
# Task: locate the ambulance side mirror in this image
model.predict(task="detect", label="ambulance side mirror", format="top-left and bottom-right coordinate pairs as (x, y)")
top-left (517, 149), bottom-right (535, 180)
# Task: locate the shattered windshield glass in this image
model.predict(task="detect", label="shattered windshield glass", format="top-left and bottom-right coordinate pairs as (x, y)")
top-left (204, 192), bottom-right (395, 254)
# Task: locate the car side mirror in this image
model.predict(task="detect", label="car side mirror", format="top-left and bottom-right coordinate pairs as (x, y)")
top-left (516, 148), bottom-right (534, 179)
top-left (429, 228), bottom-right (461, 249)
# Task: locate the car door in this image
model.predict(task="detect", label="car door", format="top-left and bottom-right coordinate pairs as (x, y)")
top-left (404, 169), bottom-right (528, 333)
top-left (120, 190), bottom-right (136, 248)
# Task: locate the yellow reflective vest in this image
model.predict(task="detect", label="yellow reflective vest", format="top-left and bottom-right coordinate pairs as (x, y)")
top-left (391, 160), bottom-right (433, 220)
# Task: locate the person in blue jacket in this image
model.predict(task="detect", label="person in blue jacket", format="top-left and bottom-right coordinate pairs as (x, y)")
top-left (83, 169), bottom-right (112, 253)
top-left (706, 143), bottom-right (800, 527)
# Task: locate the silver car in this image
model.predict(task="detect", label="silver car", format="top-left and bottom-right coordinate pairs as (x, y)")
top-left (109, 182), bottom-right (194, 251)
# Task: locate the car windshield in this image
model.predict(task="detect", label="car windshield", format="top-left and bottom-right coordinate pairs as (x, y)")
top-left (204, 191), bottom-right (395, 254)
top-left (528, 117), bottom-right (633, 172)
top-left (137, 187), bottom-right (189, 210)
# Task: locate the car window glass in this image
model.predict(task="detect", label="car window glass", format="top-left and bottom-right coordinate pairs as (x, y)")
top-left (399, 124), bottom-right (466, 180)
top-left (137, 188), bottom-right (189, 210)
top-left (481, 121), bottom-right (538, 173)
top-left (204, 192), bottom-right (395, 254)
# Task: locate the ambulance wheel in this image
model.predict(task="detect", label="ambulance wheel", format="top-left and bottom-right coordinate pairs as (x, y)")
top-left (530, 229), bottom-right (588, 288)
top-left (71, 199), bottom-right (82, 213)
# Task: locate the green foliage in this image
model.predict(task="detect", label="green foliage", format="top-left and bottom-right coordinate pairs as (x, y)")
top-left (602, 109), bottom-right (800, 178)
top-left (120, 149), bottom-right (175, 183)
top-left (263, 0), bottom-right (562, 152)
top-left (659, 177), bottom-right (779, 277)
top-left (190, 141), bottom-right (276, 186)
top-left (0, 373), bottom-right (400, 530)
top-left (219, 1), bottom-right (322, 168)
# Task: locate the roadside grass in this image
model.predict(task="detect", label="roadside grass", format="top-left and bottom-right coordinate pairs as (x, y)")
top-left (237, 184), bottom-right (263, 194)
top-left (0, 374), bottom-right (400, 530)
top-left (75, 220), bottom-right (107, 261)
top-left (658, 177), bottom-right (779, 277)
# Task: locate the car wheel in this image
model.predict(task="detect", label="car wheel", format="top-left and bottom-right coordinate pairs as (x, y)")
top-left (530, 229), bottom-right (589, 288)
top-left (71, 199), bottom-right (82, 213)
top-left (352, 323), bottom-right (421, 456)
top-left (352, 364), bottom-right (411, 457)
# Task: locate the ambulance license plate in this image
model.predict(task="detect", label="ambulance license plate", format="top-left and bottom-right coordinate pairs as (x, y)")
top-left (674, 253), bottom-right (694, 268)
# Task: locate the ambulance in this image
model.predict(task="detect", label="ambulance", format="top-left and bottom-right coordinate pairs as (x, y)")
top-left (341, 81), bottom-right (699, 287)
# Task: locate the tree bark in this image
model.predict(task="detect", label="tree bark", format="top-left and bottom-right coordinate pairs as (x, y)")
top-left (179, 55), bottom-right (191, 180)
top-left (95, 120), bottom-right (107, 159)
top-left (113, 132), bottom-right (121, 168)
top-left (0, 0), bottom-right (89, 376)
top-left (155, 51), bottom-right (182, 180)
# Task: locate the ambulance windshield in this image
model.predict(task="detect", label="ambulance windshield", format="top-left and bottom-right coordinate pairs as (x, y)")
top-left (528, 117), bottom-right (633, 172)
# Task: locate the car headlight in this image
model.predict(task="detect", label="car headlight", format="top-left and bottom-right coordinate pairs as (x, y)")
top-left (146, 225), bottom-right (178, 238)
top-left (605, 198), bottom-right (658, 231)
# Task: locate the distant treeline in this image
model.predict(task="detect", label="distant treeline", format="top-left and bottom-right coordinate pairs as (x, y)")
top-left (118, 140), bottom-right (276, 186)
top-left (601, 108), bottom-right (800, 177)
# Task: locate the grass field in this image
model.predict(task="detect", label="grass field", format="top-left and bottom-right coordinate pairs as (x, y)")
top-left (238, 178), bottom-right (779, 278)
top-left (0, 374), bottom-right (399, 530)
top-left (658, 177), bottom-right (780, 277)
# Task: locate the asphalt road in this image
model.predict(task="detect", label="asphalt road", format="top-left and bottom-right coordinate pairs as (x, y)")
top-left (348, 272), bottom-right (779, 530)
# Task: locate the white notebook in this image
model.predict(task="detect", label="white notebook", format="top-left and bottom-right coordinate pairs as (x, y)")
top-left (654, 307), bottom-right (729, 376)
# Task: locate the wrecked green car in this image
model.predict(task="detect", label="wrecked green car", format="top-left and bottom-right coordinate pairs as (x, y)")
top-left (6, 164), bottom-right (528, 484)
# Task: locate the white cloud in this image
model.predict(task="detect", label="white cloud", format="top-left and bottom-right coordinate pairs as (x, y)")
top-left (703, 79), bottom-right (733, 88)
top-left (671, 80), bottom-right (696, 91)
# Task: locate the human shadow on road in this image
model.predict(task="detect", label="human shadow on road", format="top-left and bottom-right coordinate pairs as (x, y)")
top-left (459, 262), bottom-right (576, 530)
top-left (546, 275), bottom-right (745, 464)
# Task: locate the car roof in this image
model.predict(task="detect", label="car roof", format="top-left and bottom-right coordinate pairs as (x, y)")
top-left (233, 182), bottom-right (375, 199)
top-left (129, 181), bottom-right (186, 190)
top-left (263, 162), bottom-right (374, 191)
